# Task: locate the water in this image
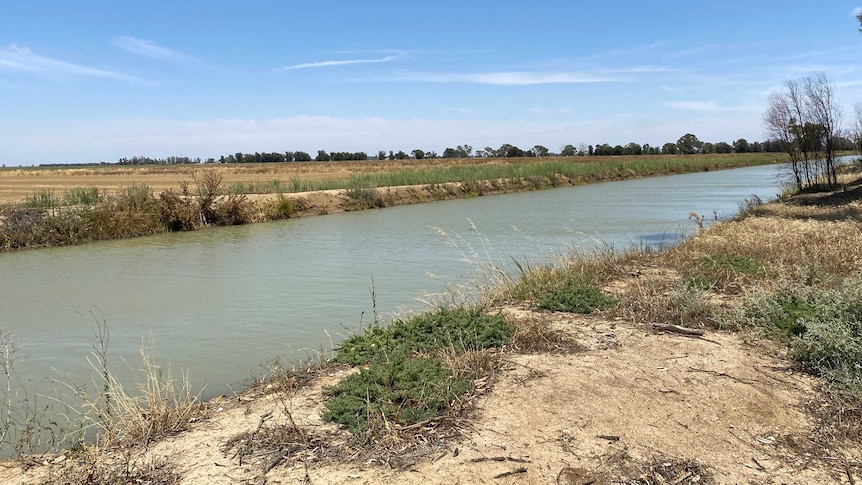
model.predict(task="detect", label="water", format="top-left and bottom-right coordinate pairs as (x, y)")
top-left (0, 164), bottom-right (787, 405)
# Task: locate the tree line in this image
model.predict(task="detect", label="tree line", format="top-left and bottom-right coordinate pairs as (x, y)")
top-left (33, 134), bottom-right (825, 170)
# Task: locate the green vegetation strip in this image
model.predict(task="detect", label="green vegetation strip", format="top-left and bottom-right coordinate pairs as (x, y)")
top-left (228, 153), bottom-right (785, 194)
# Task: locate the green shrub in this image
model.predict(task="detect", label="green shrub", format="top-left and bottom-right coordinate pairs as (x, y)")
top-left (335, 307), bottom-right (514, 366)
top-left (322, 357), bottom-right (470, 437)
top-left (536, 284), bottom-right (616, 313)
top-left (790, 279), bottom-right (862, 389)
top-left (737, 282), bottom-right (819, 339)
top-left (325, 306), bottom-right (513, 439)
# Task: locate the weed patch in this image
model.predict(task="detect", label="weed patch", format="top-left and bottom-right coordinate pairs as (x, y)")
top-left (535, 284), bottom-right (616, 313)
top-left (325, 307), bottom-right (513, 442)
top-left (335, 307), bottom-right (513, 366)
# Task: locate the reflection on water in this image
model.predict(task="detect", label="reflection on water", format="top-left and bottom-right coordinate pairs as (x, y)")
top-left (0, 164), bottom-right (787, 403)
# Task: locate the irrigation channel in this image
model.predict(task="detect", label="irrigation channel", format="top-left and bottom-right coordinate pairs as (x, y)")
top-left (1, 163), bottom-right (788, 412)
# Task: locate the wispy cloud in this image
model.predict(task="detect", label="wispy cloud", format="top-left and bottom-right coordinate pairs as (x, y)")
top-left (851, 7), bottom-right (862, 17)
top-left (393, 71), bottom-right (625, 86)
top-left (665, 100), bottom-right (760, 113)
top-left (0, 44), bottom-right (144, 83)
top-left (665, 101), bottom-right (721, 112)
top-left (274, 55), bottom-right (397, 71)
top-left (113, 36), bottom-right (188, 62)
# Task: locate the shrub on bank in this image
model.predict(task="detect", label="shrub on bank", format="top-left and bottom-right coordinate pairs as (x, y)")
top-left (324, 306), bottom-right (513, 439)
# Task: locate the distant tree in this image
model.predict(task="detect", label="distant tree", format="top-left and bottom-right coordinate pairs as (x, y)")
top-left (285, 151), bottom-right (295, 162)
top-left (412, 149), bottom-right (425, 160)
top-left (623, 142), bottom-right (642, 155)
top-left (732, 138), bottom-right (750, 153)
top-left (395, 150), bottom-right (408, 160)
top-left (442, 147), bottom-right (460, 158)
top-left (235, 152), bottom-right (244, 163)
top-left (714, 142), bottom-right (733, 154)
top-left (294, 151), bottom-right (312, 162)
top-left (701, 142), bottom-right (715, 154)
top-left (377, 151), bottom-right (387, 161)
top-left (676, 133), bottom-right (703, 154)
top-left (532, 145), bottom-right (550, 157)
top-left (588, 145), bottom-right (594, 156)
top-left (662, 142), bottom-right (679, 155)
top-left (560, 144), bottom-right (576, 156)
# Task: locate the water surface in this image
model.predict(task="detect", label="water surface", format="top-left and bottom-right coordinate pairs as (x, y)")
top-left (0, 164), bottom-right (786, 399)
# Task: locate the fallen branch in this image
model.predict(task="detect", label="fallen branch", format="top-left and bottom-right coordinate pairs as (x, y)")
top-left (471, 456), bottom-right (531, 464)
top-left (493, 467), bottom-right (527, 479)
top-left (651, 323), bottom-right (704, 336)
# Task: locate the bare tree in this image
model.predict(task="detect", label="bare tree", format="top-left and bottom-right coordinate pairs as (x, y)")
top-left (852, 102), bottom-right (862, 168)
top-left (803, 73), bottom-right (842, 188)
top-left (762, 73), bottom-right (842, 191)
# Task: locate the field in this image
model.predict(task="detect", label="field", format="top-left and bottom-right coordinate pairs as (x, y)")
top-left (0, 153), bottom-right (785, 204)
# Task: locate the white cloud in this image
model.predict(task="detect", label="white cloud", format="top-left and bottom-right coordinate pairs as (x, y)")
top-left (113, 36), bottom-right (188, 62)
top-left (0, 45), bottom-right (145, 83)
top-left (274, 55), bottom-right (397, 71)
top-left (851, 7), bottom-right (862, 16)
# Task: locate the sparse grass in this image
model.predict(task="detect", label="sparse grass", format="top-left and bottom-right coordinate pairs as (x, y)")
top-left (45, 450), bottom-right (181, 485)
top-left (24, 189), bottom-right (58, 210)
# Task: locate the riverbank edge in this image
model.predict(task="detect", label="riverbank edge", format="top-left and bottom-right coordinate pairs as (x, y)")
top-left (0, 153), bottom-right (789, 251)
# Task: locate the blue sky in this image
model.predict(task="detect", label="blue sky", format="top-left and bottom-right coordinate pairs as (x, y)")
top-left (3, 1), bottom-right (862, 165)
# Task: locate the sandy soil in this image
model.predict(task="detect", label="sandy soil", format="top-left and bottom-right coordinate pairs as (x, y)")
top-left (3, 305), bottom-right (858, 484)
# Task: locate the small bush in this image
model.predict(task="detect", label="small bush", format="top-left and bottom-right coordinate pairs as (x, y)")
top-left (323, 357), bottom-right (470, 437)
top-left (345, 185), bottom-right (384, 210)
top-left (260, 194), bottom-right (298, 220)
top-left (326, 306), bottom-right (513, 440)
top-left (158, 189), bottom-right (199, 231)
top-left (536, 284), bottom-right (616, 313)
top-left (213, 193), bottom-right (253, 226)
top-left (789, 279), bottom-right (862, 389)
top-left (335, 307), bottom-right (514, 366)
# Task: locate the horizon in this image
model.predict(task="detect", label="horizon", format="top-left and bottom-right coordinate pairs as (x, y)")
top-left (3, 1), bottom-right (862, 166)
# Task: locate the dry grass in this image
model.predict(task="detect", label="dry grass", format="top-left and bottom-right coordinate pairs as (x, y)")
top-left (663, 218), bottom-right (862, 285)
top-left (44, 449), bottom-right (181, 485)
top-left (509, 314), bottom-right (584, 353)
